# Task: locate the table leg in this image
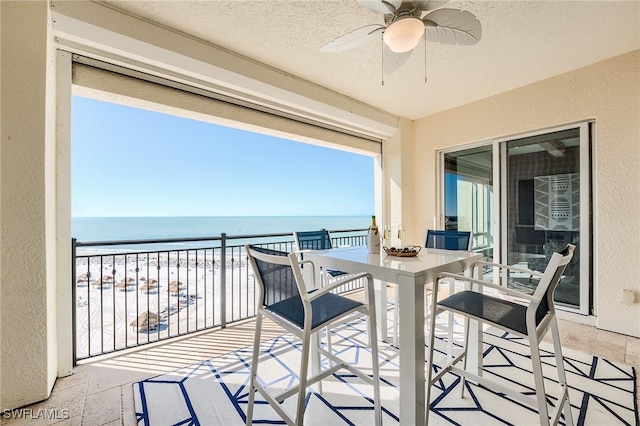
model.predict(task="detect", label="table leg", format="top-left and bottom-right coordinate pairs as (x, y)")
top-left (308, 263), bottom-right (323, 389)
top-left (397, 275), bottom-right (425, 425)
top-left (374, 279), bottom-right (388, 342)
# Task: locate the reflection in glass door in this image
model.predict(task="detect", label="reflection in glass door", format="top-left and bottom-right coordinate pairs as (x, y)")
top-left (442, 146), bottom-right (494, 261)
top-left (500, 125), bottom-right (590, 313)
top-left (440, 123), bottom-right (591, 314)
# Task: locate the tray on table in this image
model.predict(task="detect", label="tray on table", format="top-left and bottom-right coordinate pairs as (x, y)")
top-left (383, 246), bottom-right (421, 257)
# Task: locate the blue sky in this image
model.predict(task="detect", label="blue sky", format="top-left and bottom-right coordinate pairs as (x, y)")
top-left (72, 96), bottom-right (374, 217)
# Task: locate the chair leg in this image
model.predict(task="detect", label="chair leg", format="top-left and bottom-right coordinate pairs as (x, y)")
top-left (393, 283), bottom-right (399, 347)
top-left (550, 318), bottom-right (574, 425)
top-left (459, 316), bottom-right (471, 399)
top-left (315, 327), bottom-right (330, 395)
top-left (368, 308), bottom-right (382, 426)
top-left (529, 332), bottom-right (551, 425)
top-left (295, 332), bottom-right (312, 426)
top-left (246, 312), bottom-right (264, 426)
top-left (447, 278), bottom-right (455, 359)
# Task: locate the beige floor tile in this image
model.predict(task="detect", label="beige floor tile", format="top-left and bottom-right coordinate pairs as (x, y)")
top-left (561, 322), bottom-right (598, 340)
top-left (624, 352), bottom-right (640, 367)
top-left (596, 329), bottom-right (628, 346)
top-left (564, 334), bottom-right (626, 363)
top-left (81, 387), bottom-right (121, 426)
top-left (85, 365), bottom-right (153, 396)
top-left (121, 385), bottom-right (138, 426)
top-left (541, 332), bottom-right (557, 345)
top-left (53, 416), bottom-right (82, 426)
top-left (51, 367), bottom-right (90, 393)
top-left (626, 336), bottom-right (640, 356)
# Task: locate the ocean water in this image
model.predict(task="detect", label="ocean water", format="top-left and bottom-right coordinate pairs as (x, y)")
top-left (72, 215), bottom-right (370, 243)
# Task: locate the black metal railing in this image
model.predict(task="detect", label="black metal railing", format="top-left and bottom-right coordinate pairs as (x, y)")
top-left (72, 229), bottom-right (366, 362)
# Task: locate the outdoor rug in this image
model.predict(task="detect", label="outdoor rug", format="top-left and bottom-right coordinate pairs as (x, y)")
top-left (133, 315), bottom-right (638, 425)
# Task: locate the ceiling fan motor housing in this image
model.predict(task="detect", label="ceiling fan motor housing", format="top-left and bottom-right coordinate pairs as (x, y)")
top-left (384, 4), bottom-right (422, 26)
top-left (383, 5), bottom-right (425, 53)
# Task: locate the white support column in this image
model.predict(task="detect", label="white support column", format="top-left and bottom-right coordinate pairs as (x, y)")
top-left (55, 49), bottom-right (73, 377)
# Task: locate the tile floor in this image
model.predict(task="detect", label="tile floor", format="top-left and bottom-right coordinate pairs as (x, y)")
top-left (2, 310), bottom-right (638, 425)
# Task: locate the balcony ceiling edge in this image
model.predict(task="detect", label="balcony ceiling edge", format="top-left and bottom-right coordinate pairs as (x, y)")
top-left (50, 0), bottom-right (399, 140)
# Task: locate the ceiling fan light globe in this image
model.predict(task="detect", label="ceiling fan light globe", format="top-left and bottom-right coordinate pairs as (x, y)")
top-left (383, 17), bottom-right (424, 53)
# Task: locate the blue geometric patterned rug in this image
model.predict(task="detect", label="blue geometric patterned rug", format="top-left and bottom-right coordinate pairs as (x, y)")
top-left (133, 316), bottom-right (638, 425)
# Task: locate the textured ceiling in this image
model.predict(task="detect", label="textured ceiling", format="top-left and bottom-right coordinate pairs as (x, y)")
top-left (102, 0), bottom-right (640, 120)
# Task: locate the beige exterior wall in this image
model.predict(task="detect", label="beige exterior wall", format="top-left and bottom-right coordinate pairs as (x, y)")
top-left (382, 118), bottom-right (415, 243)
top-left (1, 0), bottom-right (58, 409)
top-left (412, 50), bottom-right (640, 337)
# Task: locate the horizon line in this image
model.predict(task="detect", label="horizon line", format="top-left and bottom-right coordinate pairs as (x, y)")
top-left (72, 214), bottom-right (371, 219)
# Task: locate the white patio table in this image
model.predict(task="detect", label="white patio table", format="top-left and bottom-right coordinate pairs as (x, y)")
top-left (305, 245), bottom-right (482, 426)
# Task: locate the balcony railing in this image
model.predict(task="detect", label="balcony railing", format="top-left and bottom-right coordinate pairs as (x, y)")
top-left (72, 229), bottom-right (366, 362)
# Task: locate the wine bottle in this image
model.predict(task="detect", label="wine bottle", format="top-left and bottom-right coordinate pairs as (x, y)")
top-left (366, 215), bottom-right (381, 254)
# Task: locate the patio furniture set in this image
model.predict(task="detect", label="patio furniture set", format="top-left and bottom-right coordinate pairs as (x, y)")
top-left (243, 229), bottom-right (575, 425)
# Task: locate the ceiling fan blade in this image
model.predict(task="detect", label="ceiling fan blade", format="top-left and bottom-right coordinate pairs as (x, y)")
top-left (414, 1), bottom-right (450, 11)
top-left (321, 25), bottom-right (384, 52)
top-left (383, 45), bottom-right (413, 75)
top-left (357, 0), bottom-right (398, 14)
top-left (423, 9), bottom-right (482, 45)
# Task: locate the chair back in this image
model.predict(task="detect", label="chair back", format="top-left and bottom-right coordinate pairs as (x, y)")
top-left (294, 230), bottom-right (334, 251)
top-left (246, 245), bottom-right (300, 308)
top-left (425, 230), bottom-right (472, 251)
top-left (531, 244), bottom-right (575, 324)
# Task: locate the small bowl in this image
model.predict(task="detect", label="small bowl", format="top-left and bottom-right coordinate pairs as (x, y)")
top-left (383, 246), bottom-right (421, 257)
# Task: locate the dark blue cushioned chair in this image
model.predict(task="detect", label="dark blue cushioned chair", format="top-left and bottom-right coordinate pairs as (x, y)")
top-left (245, 245), bottom-right (381, 426)
top-left (294, 230), bottom-right (348, 280)
top-left (425, 244), bottom-right (575, 426)
top-left (425, 229), bottom-right (472, 251)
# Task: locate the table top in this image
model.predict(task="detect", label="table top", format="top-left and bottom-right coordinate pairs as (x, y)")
top-left (306, 245), bottom-right (481, 284)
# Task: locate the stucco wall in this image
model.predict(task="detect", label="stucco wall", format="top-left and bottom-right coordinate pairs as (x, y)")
top-left (1, 1), bottom-right (53, 409)
top-left (412, 50), bottom-right (640, 337)
top-left (383, 118), bottom-right (416, 242)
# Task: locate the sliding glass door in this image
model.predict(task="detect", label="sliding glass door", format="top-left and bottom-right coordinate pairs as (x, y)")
top-left (442, 145), bottom-right (494, 261)
top-left (440, 123), bottom-right (591, 314)
top-left (499, 124), bottom-right (590, 313)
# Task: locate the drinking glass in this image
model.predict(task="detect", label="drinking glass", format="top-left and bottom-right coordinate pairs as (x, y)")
top-left (397, 225), bottom-right (406, 247)
top-left (383, 224), bottom-right (391, 245)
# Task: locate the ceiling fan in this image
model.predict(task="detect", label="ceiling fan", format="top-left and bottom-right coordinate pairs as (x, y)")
top-left (321, 0), bottom-right (482, 74)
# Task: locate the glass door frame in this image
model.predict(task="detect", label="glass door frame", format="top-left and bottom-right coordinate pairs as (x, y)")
top-left (437, 140), bottom-right (495, 226)
top-left (437, 121), bottom-right (592, 315)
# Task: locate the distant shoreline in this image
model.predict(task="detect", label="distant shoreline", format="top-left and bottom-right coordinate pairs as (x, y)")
top-left (72, 215), bottom-right (369, 243)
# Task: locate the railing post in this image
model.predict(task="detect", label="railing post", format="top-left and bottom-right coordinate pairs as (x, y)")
top-left (71, 238), bottom-right (77, 366)
top-left (220, 233), bottom-right (227, 328)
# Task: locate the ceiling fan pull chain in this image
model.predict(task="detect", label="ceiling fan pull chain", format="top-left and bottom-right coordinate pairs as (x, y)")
top-left (424, 32), bottom-right (428, 83)
top-left (381, 33), bottom-right (385, 86)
